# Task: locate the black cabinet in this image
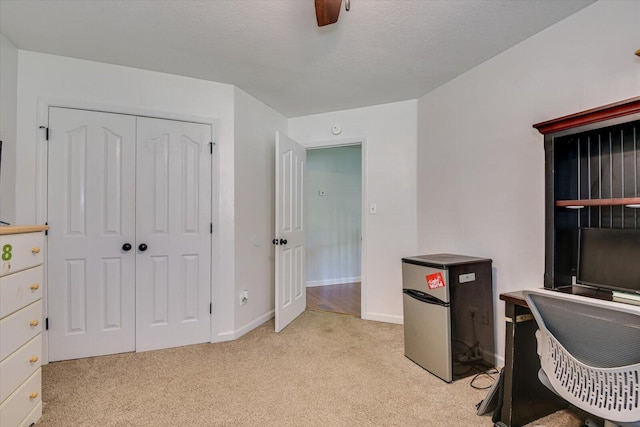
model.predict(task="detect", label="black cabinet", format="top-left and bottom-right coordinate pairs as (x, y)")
top-left (534, 97), bottom-right (640, 288)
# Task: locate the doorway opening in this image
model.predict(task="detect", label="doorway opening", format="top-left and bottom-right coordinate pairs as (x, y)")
top-left (304, 144), bottom-right (362, 317)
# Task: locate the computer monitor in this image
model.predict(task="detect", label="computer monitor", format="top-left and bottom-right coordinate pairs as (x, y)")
top-left (577, 227), bottom-right (640, 295)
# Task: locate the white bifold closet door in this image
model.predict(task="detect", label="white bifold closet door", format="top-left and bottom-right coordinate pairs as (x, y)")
top-left (47, 108), bottom-right (136, 361)
top-left (135, 117), bottom-right (211, 352)
top-left (47, 108), bottom-right (211, 361)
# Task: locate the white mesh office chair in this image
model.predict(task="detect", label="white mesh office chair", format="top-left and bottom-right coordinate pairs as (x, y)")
top-left (524, 289), bottom-right (640, 427)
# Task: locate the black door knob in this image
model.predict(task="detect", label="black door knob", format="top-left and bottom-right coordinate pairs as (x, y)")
top-left (138, 243), bottom-right (148, 252)
top-left (122, 243), bottom-right (132, 252)
top-left (272, 239), bottom-right (279, 245)
top-left (279, 239), bottom-right (287, 245)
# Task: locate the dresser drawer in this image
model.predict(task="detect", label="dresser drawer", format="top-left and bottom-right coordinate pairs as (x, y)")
top-left (0, 369), bottom-right (41, 427)
top-left (18, 401), bottom-right (42, 427)
top-left (0, 266), bottom-right (43, 318)
top-left (0, 233), bottom-right (44, 277)
top-left (0, 301), bottom-right (42, 360)
top-left (0, 334), bottom-right (41, 403)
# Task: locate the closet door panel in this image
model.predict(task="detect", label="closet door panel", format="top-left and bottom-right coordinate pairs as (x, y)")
top-left (135, 117), bottom-right (211, 352)
top-left (47, 107), bottom-right (136, 361)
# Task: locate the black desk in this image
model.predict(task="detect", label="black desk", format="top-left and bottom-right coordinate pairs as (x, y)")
top-left (495, 286), bottom-right (615, 427)
top-left (494, 291), bottom-right (566, 427)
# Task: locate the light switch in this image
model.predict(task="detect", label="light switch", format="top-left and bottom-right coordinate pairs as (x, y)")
top-left (369, 203), bottom-right (377, 214)
top-left (318, 190), bottom-right (326, 196)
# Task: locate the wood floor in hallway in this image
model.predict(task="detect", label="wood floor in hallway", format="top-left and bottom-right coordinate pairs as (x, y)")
top-left (306, 282), bottom-right (361, 317)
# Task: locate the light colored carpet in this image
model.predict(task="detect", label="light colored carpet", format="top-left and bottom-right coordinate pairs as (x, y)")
top-left (37, 310), bottom-right (581, 426)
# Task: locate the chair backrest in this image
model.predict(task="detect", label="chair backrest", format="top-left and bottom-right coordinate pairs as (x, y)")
top-left (524, 289), bottom-right (640, 424)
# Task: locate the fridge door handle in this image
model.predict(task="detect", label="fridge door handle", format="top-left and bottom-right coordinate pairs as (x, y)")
top-left (403, 289), bottom-right (450, 307)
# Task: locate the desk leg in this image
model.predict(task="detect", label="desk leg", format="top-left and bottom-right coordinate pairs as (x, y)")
top-left (496, 303), bottom-right (567, 427)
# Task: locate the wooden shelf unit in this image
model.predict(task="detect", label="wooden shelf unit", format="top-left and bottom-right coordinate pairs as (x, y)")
top-left (534, 97), bottom-right (640, 288)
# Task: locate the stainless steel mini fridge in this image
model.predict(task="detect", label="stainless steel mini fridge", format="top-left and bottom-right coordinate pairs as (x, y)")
top-left (402, 254), bottom-right (494, 382)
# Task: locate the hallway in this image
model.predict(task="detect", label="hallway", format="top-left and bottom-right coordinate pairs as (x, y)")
top-left (306, 282), bottom-right (361, 317)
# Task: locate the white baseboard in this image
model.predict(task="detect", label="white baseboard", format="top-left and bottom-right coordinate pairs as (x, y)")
top-left (234, 310), bottom-right (274, 339)
top-left (306, 276), bottom-right (361, 287)
top-left (212, 330), bottom-right (236, 343)
top-left (494, 354), bottom-right (504, 368)
top-left (361, 311), bottom-right (403, 325)
top-left (213, 310), bottom-right (275, 343)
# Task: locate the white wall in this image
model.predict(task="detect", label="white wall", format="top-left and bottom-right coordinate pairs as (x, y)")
top-left (0, 33), bottom-right (18, 224)
top-left (233, 87), bottom-right (287, 337)
top-left (306, 145), bottom-right (362, 286)
top-left (416, 0), bottom-right (640, 365)
top-left (289, 100), bottom-right (418, 323)
top-left (15, 51), bottom-right (238, 340)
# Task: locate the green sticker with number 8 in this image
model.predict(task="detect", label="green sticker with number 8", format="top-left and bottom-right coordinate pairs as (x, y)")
top-left (2, 244), bottom-right (12, 261)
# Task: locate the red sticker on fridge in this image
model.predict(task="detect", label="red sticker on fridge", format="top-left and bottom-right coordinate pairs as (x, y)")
top-left (426, 272), bottom-right (445, 289)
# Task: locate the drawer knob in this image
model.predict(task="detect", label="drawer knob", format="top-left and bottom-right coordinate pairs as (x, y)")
top-left (30, 283), bottom-right (40, 290)
top-left (31, 247), bottom-right (41, 254)
top-left (29, 356), bottom-right (39, 363)
top-left (30, 320), bottom-right (39, 327)
top-left (29, 392), bottom-right (38, 399)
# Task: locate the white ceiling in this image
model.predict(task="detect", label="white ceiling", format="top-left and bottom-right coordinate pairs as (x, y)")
top-left (0, 0), bottom-right (595, 118)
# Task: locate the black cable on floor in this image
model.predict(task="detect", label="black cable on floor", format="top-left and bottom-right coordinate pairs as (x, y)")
top-left (470, 367), bottom-right (500, 390)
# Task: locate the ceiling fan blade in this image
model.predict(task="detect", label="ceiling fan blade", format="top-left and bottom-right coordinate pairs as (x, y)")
top-left (315, 0), bottom-right (341, 27)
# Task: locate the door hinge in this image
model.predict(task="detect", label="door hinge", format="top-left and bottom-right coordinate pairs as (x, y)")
top-left (209, 303), bottom-right (212, 314)
top-left (210, 223), bottom-right (213, 234)
top-left (39, 126), bottom-right (49, 141)
top-left (45, 318), bottom-right (49, 330)
top-left (210, 142), bottom-right (214, 154)
top-left (45, 222), bottom-right (48, 236)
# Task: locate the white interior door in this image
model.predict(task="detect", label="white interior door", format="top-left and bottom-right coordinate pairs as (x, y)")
top-left (275, 132), bottom-right (306, 332)
top-left (47, 107), bottom-right (136, 361)
top-left (135, 117), bottom-right (212, 352)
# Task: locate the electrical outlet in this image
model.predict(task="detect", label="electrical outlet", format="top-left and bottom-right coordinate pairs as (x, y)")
top-left (240, 290), bottom-right (248, 305)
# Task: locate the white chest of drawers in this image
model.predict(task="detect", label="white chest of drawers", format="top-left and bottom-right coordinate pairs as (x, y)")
top-left (0, 225), bottom-right (47, 427)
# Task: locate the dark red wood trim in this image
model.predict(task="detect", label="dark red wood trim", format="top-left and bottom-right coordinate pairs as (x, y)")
top-left (315, 0), bottom-right (341, 26)
top-left (499, 291), bottom-right (528, 307)
top-left (533, 96), bottom-right (640, 135)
